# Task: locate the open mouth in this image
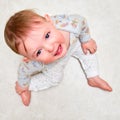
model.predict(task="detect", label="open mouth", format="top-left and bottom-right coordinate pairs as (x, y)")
top-left (54, 44), bottom-right (63, 56)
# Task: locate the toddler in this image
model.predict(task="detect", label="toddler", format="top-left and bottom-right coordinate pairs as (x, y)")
top-left (4, 9), bottom-right (112, 106)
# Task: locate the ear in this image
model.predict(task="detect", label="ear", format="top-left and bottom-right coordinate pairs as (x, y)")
top-left (23, 57), bottom-right (31, 63)
top-left (44, 14), bottom-right (53, 24)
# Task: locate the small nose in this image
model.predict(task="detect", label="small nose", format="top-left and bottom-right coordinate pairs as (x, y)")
top-left (43, 43), bottom-right (54, 52)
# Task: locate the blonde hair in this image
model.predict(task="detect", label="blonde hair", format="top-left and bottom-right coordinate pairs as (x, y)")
top-left (4, 9), bottom-right (46, 54)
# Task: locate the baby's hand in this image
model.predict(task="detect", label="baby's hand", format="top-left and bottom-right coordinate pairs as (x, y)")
top-left (81, 39), bottom-right (97, 54)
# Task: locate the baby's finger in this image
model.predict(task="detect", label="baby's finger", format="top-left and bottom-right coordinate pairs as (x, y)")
top-left (83, 48), bottom-right (88, 54)
top-left (89, 48), bottom-right (96, 54)
top-left (94, 46), bottom-right (97, 51)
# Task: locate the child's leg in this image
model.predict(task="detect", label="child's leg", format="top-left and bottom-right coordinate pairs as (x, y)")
top-left (72, 41), bottom-right (112, 92)
top-left (15, 82), bottom-right (31, 106)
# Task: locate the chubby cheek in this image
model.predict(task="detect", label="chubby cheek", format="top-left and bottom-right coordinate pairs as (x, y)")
top-left (36, 55), bottom-right (54, 64)
top-left (57, 36), bottom-right (64, 43)
top-left (43, 58), bottom-right (55, 64)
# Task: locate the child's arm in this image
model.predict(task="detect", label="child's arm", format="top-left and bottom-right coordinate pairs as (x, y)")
top-left (78, 16), bottom-right (97, 54)
top-left (79, 17), bottom-right (91, 43)
top-left (17, 61), bottom-right (44, 89)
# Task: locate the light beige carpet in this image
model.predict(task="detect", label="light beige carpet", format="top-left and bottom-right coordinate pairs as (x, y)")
top-left (0, 0), bottom-right (120, 120)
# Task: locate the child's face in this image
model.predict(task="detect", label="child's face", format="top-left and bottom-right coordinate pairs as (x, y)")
top-left (19, 17), bottom-right (69, 64)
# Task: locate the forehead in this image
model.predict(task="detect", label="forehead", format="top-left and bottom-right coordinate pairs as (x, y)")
top-left (27, 22), bottom-right (54, 35)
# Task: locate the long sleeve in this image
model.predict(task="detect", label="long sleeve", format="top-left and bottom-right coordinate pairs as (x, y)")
top-left (79, 17), bottom-right (91, 43)
top-left (51, 14), bottom-right (91, 43)
top-left (18, 61), bottom-right (44, 88)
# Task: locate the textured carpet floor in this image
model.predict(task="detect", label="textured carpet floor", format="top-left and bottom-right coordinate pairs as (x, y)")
top-left (0, 0), bottom-right (120, 120)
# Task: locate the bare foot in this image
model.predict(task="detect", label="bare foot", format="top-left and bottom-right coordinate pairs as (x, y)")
top-left (15, 82), bottom-right (31, 106)
top-left (87, 76), bottom-right (112, 92)
top-left (20, 90), bottom-right (31, 106)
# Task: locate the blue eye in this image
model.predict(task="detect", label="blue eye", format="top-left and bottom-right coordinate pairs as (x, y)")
top-left (45, 32), bottom-right (50, 39)
top-left (36, 49), bottom-right (41, 56)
